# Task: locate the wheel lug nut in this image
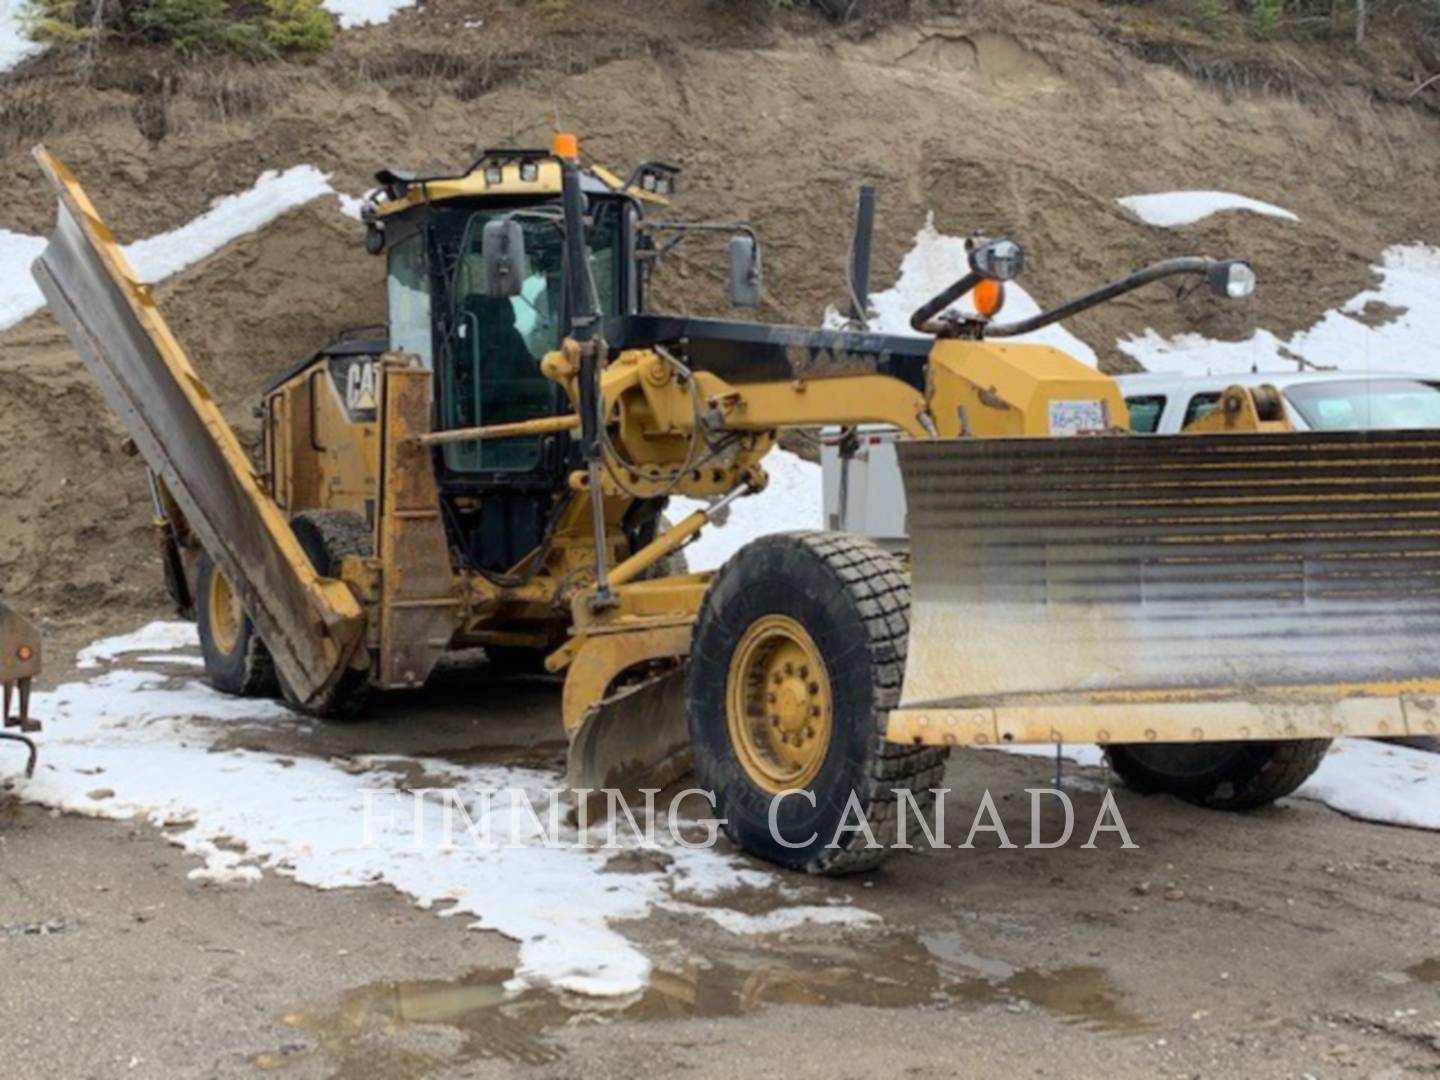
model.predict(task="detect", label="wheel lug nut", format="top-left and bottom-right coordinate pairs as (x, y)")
top-left (784, 662), bottom-right (794, 675)
top-left (767, 692), bottom-right (777, 704)
top-left (805, 725), bottom-right (816, 739)
top-left (769, 714), bottom-right (780, 727)
top-left (808, 681), bottom-right (820, 695)
top-left (810, 706), bottom-right (821, 717)
top-left (799, 665), bottom-right (809, 679)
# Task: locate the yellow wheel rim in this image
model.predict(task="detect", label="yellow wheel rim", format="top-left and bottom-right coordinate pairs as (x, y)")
top-left (207, 566), bottom-right (242, 657)
top-left (726, 614), bottom-right (833, 794)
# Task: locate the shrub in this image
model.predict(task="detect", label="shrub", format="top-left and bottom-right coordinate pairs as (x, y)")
top-left (19, 0), bottom-right (335, 56)
top-left (1186, 0), bottom-right (1230, 36)
top-left (20, 0), bottom-right (97, 44)
top-left (1249, 0), bottom-right (1283, 37)
top-left (263, 0), bottom-right (332, 51)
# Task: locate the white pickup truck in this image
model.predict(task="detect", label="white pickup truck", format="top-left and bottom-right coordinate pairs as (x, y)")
top-left (821, 370), bottom-right (1440, 547)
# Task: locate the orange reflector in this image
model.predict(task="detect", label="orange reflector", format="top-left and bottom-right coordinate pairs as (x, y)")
top-left (17, 645), bottom-right (33, 661)
top-left (551, 132), bottom-right (580, 160)
top-left (973, 278), bottom-right (1006, 319)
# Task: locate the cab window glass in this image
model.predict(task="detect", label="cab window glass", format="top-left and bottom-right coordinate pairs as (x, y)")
top-left (1286, 378), bottom-right (1440, 431)
top-left (1125, 395), bottom-right (1166, 434)
top-left (441, 204), bottom-right (624, 473)
top-left (386, 234), bottom-right (432, 367)
top-left (1182, 393), bottom-right (1221, 428)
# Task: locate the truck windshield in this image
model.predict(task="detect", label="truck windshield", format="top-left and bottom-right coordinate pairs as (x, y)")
top-left (1285, 378), bottom-right (1440, 431)
top-left (440, 203), bottom-right (624, 473)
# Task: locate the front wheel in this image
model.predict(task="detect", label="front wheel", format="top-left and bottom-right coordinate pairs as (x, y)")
top-left (685, 531), bottom-right (947, 875)
top-left (1105, 739), bottom-right (1331, 810)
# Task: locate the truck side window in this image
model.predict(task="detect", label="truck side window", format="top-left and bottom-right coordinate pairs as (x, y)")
top-left (1183, 392), bottom-right (1222, 428)
top-left (1125, 395), bottom-right (1166, 433)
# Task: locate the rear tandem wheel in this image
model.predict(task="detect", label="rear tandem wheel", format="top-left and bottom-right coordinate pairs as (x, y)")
top-left (195, 551), bottom-right (278, 698)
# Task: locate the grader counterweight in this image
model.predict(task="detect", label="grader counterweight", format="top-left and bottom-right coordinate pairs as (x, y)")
top-left (31, 137), bottom-right (1440, 874)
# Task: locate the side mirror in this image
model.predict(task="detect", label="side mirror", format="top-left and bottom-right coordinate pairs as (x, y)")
top-left (727, 235), bottom-right (762, 309)
top-left (482, 218), bottom-right (527, 298)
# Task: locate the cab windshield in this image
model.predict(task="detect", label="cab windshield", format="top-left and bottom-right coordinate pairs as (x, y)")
top-left (1285, 378), bottom-right (1440, 431)
top-left (440, 202), bottom-right (624, 472)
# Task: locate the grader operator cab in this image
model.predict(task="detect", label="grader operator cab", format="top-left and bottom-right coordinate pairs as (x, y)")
top-left (31, 137), bottom-right (1440, 874)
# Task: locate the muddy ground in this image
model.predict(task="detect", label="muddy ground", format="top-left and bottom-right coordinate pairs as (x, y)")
top-left (2, 654), bottom-right (1437, 1079)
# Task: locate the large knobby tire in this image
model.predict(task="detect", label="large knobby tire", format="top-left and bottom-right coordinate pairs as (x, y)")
top-left (686, 531), bottom-right (948, 874)
top-left (195, 551), bottom-right (278, 698)
top-left (280, 509), bottom-right (373, 717)
top-left (1105, 739), bottom-right (1331, 811)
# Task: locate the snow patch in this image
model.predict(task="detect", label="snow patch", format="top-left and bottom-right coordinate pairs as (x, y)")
top-left (322, 0), bottom-right (414, 29)
top-left (669, 450), bottom-right (822, 571)
top-left (17, 632), bottom-right (872, 996)
top-left (1118, 191), bottom-right (1298, 228)
top-left (1, 165), bottom-right (340, 333)
top-left (125, 165), bottom-right (334, 282)
top-left (335, 192), bottom-right (368, 221)
top-left (76, 621), bottom-right (200, 669)
top-left (0, 228), bottom-right (46, 329)
top-left (1293, 739), bottom-right (1440, 831)
top-left (0, 0), bottom-right (43, 72)
top-left (1120, 243), bottom-right (1440, 376)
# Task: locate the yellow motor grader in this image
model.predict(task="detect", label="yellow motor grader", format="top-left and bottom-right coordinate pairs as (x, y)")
top-left (30, 138), bottom-right (1440, 873)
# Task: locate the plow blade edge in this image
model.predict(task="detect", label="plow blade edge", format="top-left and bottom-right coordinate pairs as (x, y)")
top-left (29, 148), bottom-right (364, 706)
top-left (893, 431), bottom-right (1440, 747)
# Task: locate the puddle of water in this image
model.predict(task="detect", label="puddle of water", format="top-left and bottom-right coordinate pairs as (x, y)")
top-left (261, 933), bottom-right (1155, 1075)
top-left (961, 966), bottom-right (1154, 1034)
top-left (1407, 958), bottom-right (1440, 984)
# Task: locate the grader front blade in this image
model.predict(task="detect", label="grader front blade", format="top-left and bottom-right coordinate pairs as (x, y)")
top-left (29, 147), bottom-right (366, 708)
top-left (890, 430), bottom-right (1440, 748)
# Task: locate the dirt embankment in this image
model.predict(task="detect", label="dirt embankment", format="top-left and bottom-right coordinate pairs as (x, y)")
top-left (3, 0), bottom-right (1439, 629)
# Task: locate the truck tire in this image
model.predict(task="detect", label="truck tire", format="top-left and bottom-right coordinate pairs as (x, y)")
top-left (1105, 739), bottom-right (1331, 811)
top-left (279, 509), bottom-right (373, 717)
top-left (195, 551), bottom-right (278, 698)
top-left (686, 531), bottom-right (948, 874)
